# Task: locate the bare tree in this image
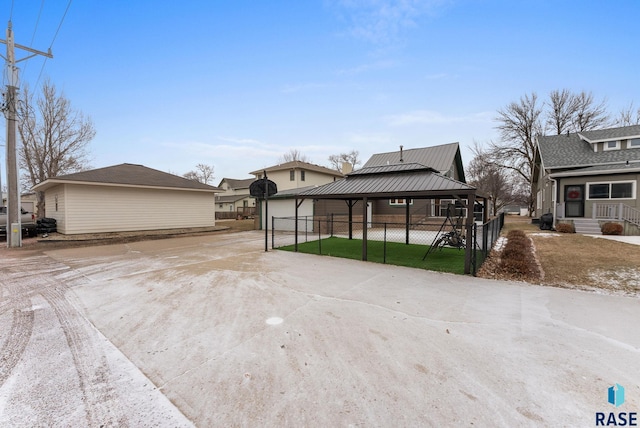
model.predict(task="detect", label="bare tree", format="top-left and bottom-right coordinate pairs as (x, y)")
top-left (279, 149), bottom-right (309, 163)
top-left (615, 102), bottom-right (640, 126)
top-left (545, 89), bottom-right (578, 135)
top-left (487, 92), bottom-right (542, 214)
top-left (571, 91), bottom-right (610, 132)
top-left (183, 163), bottom-right (215, 184)
top-left (466, 144), bottom-right (515, 215)
top-left (545, 89), bottom-right (612, 134)
top-left (17, 80), bottom-right (95, 217)
top-left (328, 150), bottom-right (361, 172)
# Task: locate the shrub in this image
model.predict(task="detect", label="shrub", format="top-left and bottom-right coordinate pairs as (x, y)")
top-left (500, 258), bottom-right (533, 277)
top-left (555, 223), bottom-right (575, 233)
top-left (601, 222), bottom-right (623, 235)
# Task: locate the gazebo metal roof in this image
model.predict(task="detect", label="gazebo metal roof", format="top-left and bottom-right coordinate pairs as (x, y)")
top-left (298, 163), bottom-right (476, 200)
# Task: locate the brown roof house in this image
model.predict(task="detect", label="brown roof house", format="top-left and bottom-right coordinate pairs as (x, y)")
top-left (32, 163), bottom-right (221, 234)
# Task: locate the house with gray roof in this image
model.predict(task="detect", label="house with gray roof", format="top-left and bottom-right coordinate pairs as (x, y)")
top-left (533, 125), bottom-right (640, 234)
top-left (32, 163), bottom-right (221, 234)
top-left (338, 142), bottom-right (470, 223)
top-left (216, 178), bottom-right (256, 219)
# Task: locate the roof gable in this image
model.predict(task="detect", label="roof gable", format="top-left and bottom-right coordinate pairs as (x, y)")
top-left (33, 163), bottom-right (221, 192)
top-left (219, 177), bottom-right (254, 189)
top-left (363, 143), bottom-right (458, 171)
top-left (537, 125), bottom-right (640, 169)
top-left (250, 161), bottom-right (343, 177)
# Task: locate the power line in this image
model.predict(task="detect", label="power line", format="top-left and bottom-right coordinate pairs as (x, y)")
top-left (22, 0), bottom-right (46, 77)
top-left (34, 0), bottom-right (73, 89)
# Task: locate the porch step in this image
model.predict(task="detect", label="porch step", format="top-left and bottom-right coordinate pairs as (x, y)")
top-left (571, 218), bottom-right (601, 235)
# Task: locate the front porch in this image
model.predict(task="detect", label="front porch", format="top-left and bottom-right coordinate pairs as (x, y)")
top-left (556, 202), bottom-right (640, 235)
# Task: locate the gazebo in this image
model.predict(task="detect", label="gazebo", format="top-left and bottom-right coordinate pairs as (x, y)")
top-left (294, 163), bottom-right (487, 274)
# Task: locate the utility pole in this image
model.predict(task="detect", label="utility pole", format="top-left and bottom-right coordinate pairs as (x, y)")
top-left (1, 21), bottom-right (52, 247)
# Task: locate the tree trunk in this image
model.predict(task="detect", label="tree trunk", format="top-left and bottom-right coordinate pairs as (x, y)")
top-left (36, 191), bottom-right (46, 219)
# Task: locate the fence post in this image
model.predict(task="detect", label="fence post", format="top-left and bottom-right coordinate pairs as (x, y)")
top-left (271, 216), bottom-right (275, 249)
top-left (483, 222), bottom-right (489, 258)
top-left (472, 223), bottom-right (477, 275)
top-left (318, 219), bottom-right (322, 255)
top-left (331, 213), bottom-right (334, 237)
top-left (384, 223), bottom-right (387, 264)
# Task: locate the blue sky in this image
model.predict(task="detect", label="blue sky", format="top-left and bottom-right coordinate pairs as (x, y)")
top-left (2, 0), bottom-right (639, 184)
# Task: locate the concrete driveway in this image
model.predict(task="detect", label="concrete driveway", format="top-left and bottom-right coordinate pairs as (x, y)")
top-left (1, 231), bottom-right (639, 426)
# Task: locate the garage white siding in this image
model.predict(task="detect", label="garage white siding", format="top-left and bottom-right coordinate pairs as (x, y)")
top-left (260, 198), bottom-right (313, 230)
top-left (61, 184), bottom-right (215, 234)
top-left (43, 185), bottom-right (68, 233)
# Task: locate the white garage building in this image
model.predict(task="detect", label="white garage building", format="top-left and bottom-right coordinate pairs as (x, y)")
top-left (32, 163), bottom-right (220, 235)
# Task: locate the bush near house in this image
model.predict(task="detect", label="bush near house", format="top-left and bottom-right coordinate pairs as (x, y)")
top-left (555, 223), bottom-right (575, 233)
top-left (601, 222), bottom-right (623, 235)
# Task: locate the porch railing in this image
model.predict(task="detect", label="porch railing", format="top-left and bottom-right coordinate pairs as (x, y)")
top-left (592, 202), bottom-right (640, 227)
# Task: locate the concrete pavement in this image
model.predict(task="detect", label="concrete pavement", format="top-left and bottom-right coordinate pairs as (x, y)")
top-left (1, 230), bottom-right (639, 426)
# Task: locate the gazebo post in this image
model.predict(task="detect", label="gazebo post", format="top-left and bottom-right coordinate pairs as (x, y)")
top-left (362, 197), bottom-right (368, 261)
top-left (464, 192), bottom-right (476, 274)
top-left (347, 200), bottom-right (354, 240)
top-left (405, 198), bottom-right (410, 244)
top-left (294, 196), bottom-right (299, 251)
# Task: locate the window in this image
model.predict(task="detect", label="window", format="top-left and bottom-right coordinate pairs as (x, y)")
top-left (603, 140), bottom-right (620, 151)
top-left (438, 199), bottom-right (467, 217)
top-left (290, 170), bottom-right (295, 181)
top-left (389, 198), bottom-right (413, 206)
top-left (587, 181), bottom-right (635, 200)
top-left (301, 170), bottom-right (306, 181)
top-left (629, 138), bottom-right (640, 148)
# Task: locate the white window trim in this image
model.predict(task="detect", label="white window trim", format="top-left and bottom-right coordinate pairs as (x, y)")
top-left (389, 198), bottom-right (413, 206)
top-left (603, 140), bottom-right (621, 151)
top-left (586, 180), bottom-right (636, 200)
top-left (628, 138), bottom-right (640, 148)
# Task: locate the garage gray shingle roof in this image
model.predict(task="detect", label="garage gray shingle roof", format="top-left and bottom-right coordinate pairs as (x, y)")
top-left (34, 163), bottom-right (221, 192)
top-left (538, 125), bottom-right (640, 169)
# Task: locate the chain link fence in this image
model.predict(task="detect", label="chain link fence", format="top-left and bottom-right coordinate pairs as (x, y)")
top-left (272, 213), bottom-right (505, 275)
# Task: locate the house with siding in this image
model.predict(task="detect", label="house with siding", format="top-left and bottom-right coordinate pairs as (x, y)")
top-left (32, 163), bottom-right (221, 234)
top-left (250, 161), bottom-right (344, 191)
top-left (533, 125), bottom-right (640, 234)
top-left (250, 161), bottom-right (344, 229)
top-left (315, 143), bottom-right (470, 223)
top-left (215, 178), bottom-right (256, 219)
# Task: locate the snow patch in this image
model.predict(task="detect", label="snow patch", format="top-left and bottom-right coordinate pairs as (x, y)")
top-left (266, 317), bottom-right (283, 325)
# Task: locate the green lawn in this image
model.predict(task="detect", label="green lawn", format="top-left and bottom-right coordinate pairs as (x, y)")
top-left (278, 236), bottom-right (466, 275)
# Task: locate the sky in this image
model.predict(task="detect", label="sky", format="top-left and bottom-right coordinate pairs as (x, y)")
top-left (1, 0), bottom-right (639, 186)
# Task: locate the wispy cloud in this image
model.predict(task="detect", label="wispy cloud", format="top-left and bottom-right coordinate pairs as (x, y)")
top-left (336, 59), bottom-right (398, 75)
top-left (424, 72), bottom-right (449, 80)
top-left (329, 0), bottom-right (449, 44)
top-left (386, 109), bottom-right (492, 126)
top-left (281, 82), bottom-right (331, 94)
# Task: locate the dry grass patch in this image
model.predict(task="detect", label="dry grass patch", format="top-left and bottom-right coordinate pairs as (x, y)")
top-left (531, 233), bottom-right (640, 296)
top-left (500, 215), bottom-right (539, 234)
